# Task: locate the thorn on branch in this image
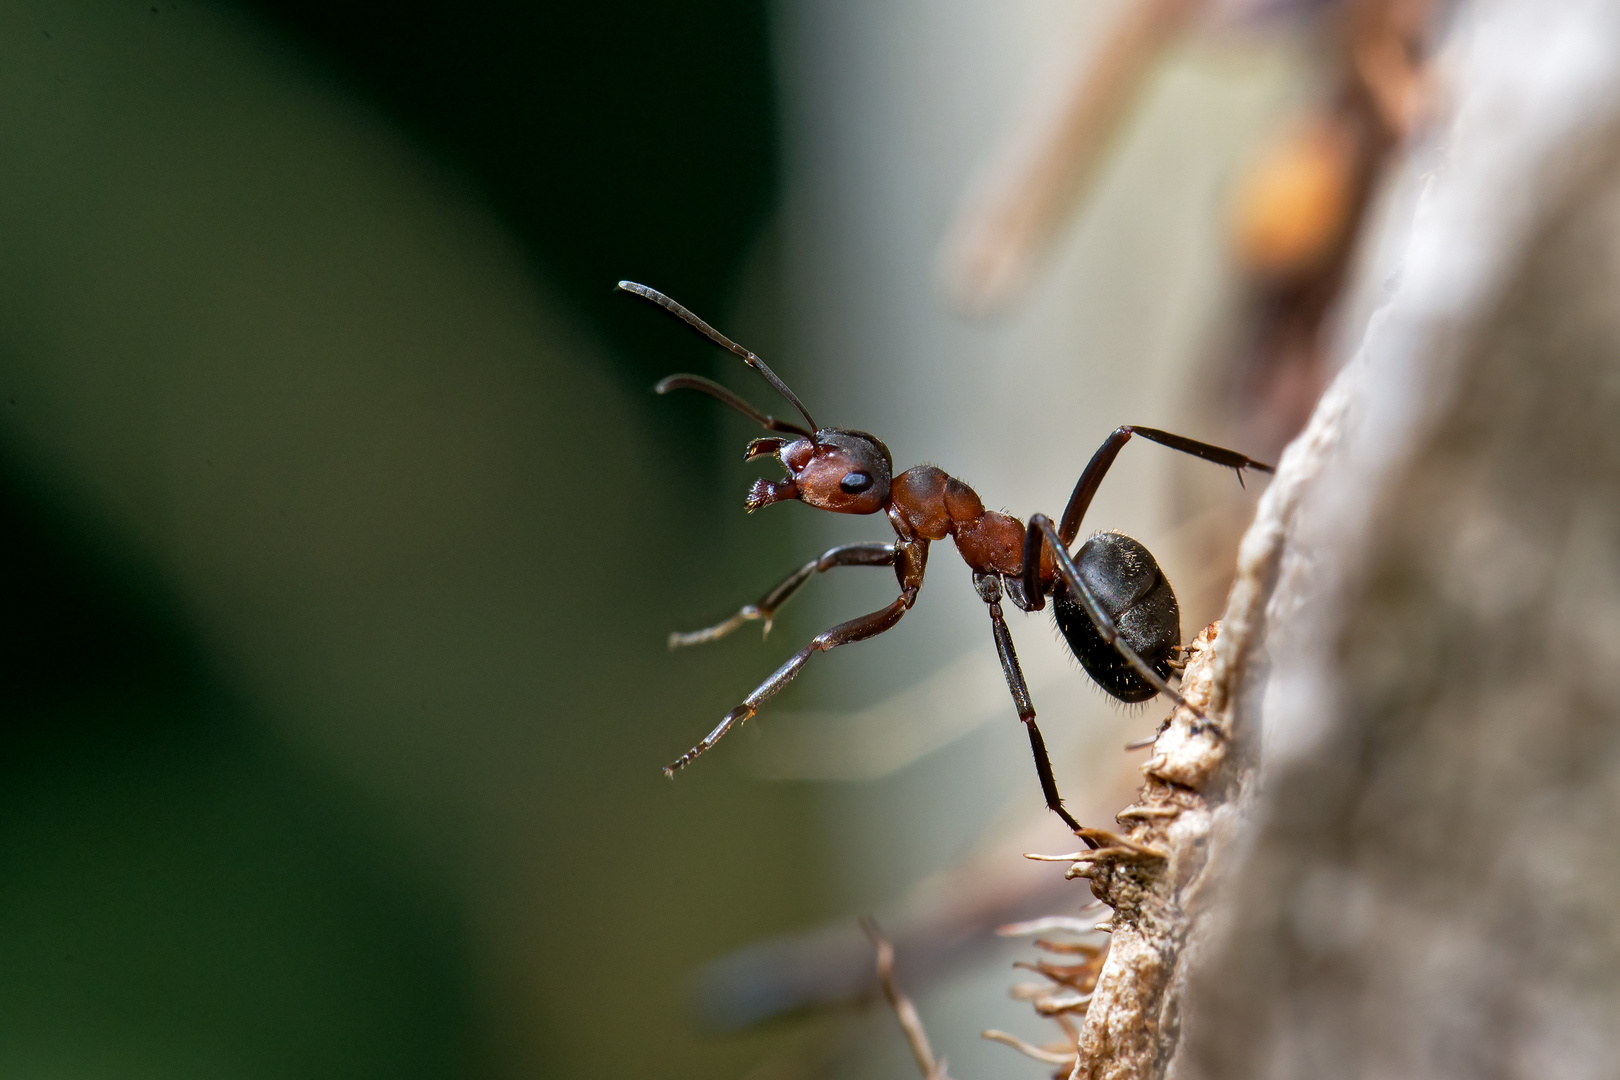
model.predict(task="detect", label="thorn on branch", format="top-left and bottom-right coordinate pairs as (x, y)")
top-left (981, 1028), bottom-right (1078, 1069)
top-left (1115, 804), bottom-right (1180, 820)
top-left (995, 914), bottom-right (1102, 937)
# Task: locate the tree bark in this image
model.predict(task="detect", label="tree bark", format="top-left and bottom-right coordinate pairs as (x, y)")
top-left (1042, 2), bottom-right (1620, 1077)
top-left (1168, 1), bottom-right (1620, 1076)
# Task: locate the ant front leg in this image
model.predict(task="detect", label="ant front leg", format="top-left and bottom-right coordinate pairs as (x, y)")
top-left (664, 596), bottom-right (913, 775)
top-left (1026, 515), bottom-right (1204, 718)
top-left (973, 573), bottom-right (1090, 841)
top-left (669, 542), bottom-right (897, 648)
top-left (663, 538), bottom-right (928, 776)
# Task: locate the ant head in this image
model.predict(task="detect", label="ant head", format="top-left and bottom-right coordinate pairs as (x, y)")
top-left (617, 285), bottom-right (892, 515)
top-left (746, 429), bottom-right (892, 515)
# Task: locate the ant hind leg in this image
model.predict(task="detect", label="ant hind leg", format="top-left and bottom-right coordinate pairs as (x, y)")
top-left (1057, 425), bottom-right (1273, 547)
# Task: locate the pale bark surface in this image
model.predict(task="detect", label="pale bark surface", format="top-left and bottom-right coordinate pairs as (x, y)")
top-left (1180, 124), bottom-right (1620, 1080)
top-left (1041, 2), bottom-right (1620, 1077)
top-left (1069, 626), bottom-right (1229, 1080)
top-left (1165, 1), bottom-right (1620, 1076)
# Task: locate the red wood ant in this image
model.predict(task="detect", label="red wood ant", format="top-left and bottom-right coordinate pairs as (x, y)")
top-left (622, 281), bottom-right (1272, 834)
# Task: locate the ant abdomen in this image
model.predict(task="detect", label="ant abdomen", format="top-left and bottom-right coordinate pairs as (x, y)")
top-left (1052, 532), bottom-right (1180, 702)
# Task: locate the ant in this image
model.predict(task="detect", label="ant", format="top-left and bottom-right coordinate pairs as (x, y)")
top-left (622, 281), bottom-right (1272, 835)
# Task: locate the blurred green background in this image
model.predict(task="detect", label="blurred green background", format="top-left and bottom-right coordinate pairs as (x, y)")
top-left (0, 2), bottom-right (1303, 1078)
top-left (0, 2), bottom-right (821, 1078)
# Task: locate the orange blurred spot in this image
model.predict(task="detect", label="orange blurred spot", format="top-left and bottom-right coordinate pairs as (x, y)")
top-left (1229, 115), bottom-right (1358, 282)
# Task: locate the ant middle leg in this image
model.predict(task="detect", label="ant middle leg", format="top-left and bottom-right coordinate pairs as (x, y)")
top-left (973, 573), bottom-right (1090, 840)
top-left (669, 542), bottom-right (897, 648)
top-left (664, 593), bottom-right (913, 776)
top-left (1026, 515), bottom-right (1203, 718)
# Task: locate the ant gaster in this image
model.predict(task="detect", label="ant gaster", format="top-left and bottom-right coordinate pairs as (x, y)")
top-left (622, 281), bottom-right (1272, 836)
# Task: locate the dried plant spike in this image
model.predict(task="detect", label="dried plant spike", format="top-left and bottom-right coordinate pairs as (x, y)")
top-left (1032, 938), bottom-right (1105, 956)
top-left (982, 1029), bottom-right (1079, 1068)
top-left (1114, 805), bottom-right (1179, 821)
top-left (1072, 828), bottom-right (1170, 861)
top-left (1024, 851), bottom-right (1093, 863)
top-left (1034, 988), bottom-right (1095, 1016)
top-left (1014, 958), bottom-right (1104, 986)
top-left (997, 915), bottom-right (1103, 937)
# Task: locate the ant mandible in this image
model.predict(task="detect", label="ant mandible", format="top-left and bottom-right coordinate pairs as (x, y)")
top-left (621, 281), bottom-right (1272, 835)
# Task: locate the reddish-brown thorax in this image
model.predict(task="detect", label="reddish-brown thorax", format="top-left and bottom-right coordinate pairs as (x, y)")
top-left (888, 465), bottom-right (1056, 582)
top-left (755, 430), bottom-right (1054, 586)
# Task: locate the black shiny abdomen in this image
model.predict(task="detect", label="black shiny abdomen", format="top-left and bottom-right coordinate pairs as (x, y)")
top-left (1052, 532), bottom-right (1180, 702)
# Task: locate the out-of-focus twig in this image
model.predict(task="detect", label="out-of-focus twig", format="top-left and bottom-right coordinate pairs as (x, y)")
top-left (862, 918), bottom-right (953, 1080)
top-left (941, 0), bottom-right (1200, 313)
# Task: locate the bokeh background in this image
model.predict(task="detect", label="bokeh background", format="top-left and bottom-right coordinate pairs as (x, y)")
top-left (0, 2), bottom-right (1327, 1078)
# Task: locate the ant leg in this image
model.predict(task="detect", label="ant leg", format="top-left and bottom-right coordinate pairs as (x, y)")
top-left (669, 542), bottom-right (896, 648)
top-left (1020, 524), bottom-right (1048, 611)
top-left (1057, 425), bottom-right (1274, 546)
top-left (664, 594), bottom-right (912, 775)
top-left (1028, 515), bottom-right (1204, 718)
top-left (973, 573), bottom-right (1091, 841)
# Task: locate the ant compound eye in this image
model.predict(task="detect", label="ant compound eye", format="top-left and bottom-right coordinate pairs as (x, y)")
top-left (840, 471), bottom-right (873, 494)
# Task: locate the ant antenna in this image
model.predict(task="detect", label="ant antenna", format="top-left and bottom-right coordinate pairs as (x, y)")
top-left (652, 374), bottom-right (813, 438)
top-left (617, 281), bottom-right (820, 438)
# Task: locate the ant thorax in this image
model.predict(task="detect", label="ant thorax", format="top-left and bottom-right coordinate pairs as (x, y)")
top-left (889, 465), bottom-right (1038, 578)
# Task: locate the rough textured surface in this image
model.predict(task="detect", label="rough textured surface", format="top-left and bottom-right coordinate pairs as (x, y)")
top-left (1056, 626), bottom-right (1229, 1080)
top-left (1180, 115), bottom-right (1620, 1080)
top-left (1039, 3), bottom-right (1620, 1078)
top-left (1161, 1), bottom-right (1620, 1076)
